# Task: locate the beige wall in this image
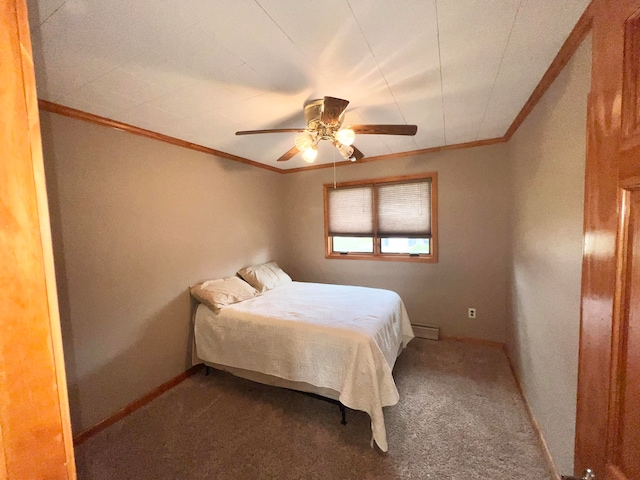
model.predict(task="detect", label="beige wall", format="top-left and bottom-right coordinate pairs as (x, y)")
top-left (506, 37), bottom-right (591, 475)
top-left (41, 111), bottom-right (286, 433)
top-left (280, 144), bottom-right (511, 343)
top-left (41, 37), bottom-right (590, 471)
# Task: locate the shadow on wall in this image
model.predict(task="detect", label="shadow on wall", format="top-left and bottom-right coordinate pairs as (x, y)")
top-left (40, 110), bottom-right (80, 403)
top-left (41, 116), bottom-right (193, 432)
top-left (65, 290), bottom-right (193, 435)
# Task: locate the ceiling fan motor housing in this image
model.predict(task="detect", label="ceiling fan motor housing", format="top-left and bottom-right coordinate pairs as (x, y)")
top-left (304, 99), bottom-right (345, 132)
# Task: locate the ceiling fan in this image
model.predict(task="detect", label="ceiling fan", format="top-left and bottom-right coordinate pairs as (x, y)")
top-left (236, 96), bottom-right (418, 163)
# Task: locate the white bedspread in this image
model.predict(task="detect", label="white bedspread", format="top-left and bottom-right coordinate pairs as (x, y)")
top-left (194, 281), bottom-right (414, 451)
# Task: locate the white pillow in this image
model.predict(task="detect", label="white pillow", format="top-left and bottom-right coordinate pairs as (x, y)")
top-left (190, 276), bottom-right (258, 311)
top-left (237, 261), bottom-right (292, 293)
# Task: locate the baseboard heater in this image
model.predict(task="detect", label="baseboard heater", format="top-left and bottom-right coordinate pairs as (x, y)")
top-left (411, 324), bottom-right (440, 340)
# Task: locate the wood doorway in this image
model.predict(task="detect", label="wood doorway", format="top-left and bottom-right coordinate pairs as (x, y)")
top-left (0, 0), bottom-right (76, 478)
top-left (575, 0), bottom-right (640, 478)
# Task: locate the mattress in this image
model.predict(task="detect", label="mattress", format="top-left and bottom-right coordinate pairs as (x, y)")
top-left (193, 281), bottom-right (414, 451)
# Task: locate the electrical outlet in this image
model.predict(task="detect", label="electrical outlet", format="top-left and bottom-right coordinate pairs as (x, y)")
top-left (468, 308), bottom-right (476, 319)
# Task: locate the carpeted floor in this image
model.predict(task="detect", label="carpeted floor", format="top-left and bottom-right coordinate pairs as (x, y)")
top-left (74, 339), bottom-right (552, 479)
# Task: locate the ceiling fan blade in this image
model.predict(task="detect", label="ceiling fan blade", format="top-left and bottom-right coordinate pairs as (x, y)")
top-left (236, 128), bottom-right (305, 135)
top-left (351, 145), bottom-right (365, 161)
top-left (321, 96), bottom-right (349, 126)
top-left (350, 124), bottom-right (418, 136)
top-left (276, 145), bottom-right (300, 162)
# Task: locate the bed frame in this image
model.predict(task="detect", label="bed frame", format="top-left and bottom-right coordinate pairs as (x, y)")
top-left (203, 364), bottom-right (348, 425)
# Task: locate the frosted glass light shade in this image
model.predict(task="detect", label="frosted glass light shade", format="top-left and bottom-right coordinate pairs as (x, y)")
top-left (336, 128), bottom-right (355, 146)
top-left (302, 146), bottom-right (318, 163)
top-left (295, 133), bottom-right (314, 152)
top-left (336, 142), bottom-right (354, 159)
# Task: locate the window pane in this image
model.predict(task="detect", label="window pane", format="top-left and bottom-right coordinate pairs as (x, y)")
top-left (380, 238), bottom-right (430, 254)
top-left (332, 236), bottom-right (374, 253)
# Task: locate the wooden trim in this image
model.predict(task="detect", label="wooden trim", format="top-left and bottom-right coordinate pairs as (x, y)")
top-left (323, 172), bottom-right (437, 263)
top-left (21, 3), bottom-right (77, 476)
top-left (36, 1), bottom-right (594, 178)
top-left (573, 2), bottom-right (640, 474)
top-left (323, 171), bottom-right (439, 189)
top-left (605, 464), bottom-right (628, 480)
top-left (372, 183), bottom-right (380, 256)
top-left (0, 420), bottom-right (7, 479)
top-left (325, 252), bottom-right (438, 263)
top-left (1, 0), bottom-right (76, 477)
top-left (38, 100), bottom-right (505, 174)
top-left (440, 335), bottom-right (505, 350)
top-left (34, 6), bottom-right (595, 179)
top-left (430, 173), bottom-right (439, 263)
top-left (503, 345), bottom-right (561, 480)
top-left (38, 100), bottom-right (284, 174)
top-left (621, 7), bottom-right (640, 140)
top-left (284, 137), bottom-right (506, 174)
top-left (38, 100), bottom-right (506, 174)
top-left (323, 186), bottom-right (331, 257)
top-left (73, 365), bottom-right (204, 445)
top-left (606, 188), bottom-right (632, 467)
top-left (504, 3), bottom-right (594, 141)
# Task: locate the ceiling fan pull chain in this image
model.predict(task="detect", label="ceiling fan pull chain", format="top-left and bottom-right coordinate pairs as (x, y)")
top-left (333, 147), bottom-right (337, 189)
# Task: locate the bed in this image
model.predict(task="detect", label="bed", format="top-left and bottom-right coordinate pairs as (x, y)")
top-left (191, 265), bottom-right (414, 452)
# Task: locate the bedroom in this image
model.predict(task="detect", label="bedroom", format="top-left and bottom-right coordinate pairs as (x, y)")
top-left (3, 0), bottom-right (639, 479)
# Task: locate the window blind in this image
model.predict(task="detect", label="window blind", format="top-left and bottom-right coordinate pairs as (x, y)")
top-left (327, 185), bottom-right (373, 236)
top-left (377, 180), bottom-right (431, 237)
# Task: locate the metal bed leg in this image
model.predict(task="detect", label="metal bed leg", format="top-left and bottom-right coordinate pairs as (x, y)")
top-left (339, 403), bottom-right (347, 425)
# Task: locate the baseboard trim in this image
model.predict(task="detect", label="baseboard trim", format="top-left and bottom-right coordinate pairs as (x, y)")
top-left (503, 346), bottom-right (561, 480)
top-left (73, 364), bottom-right (204, 445)
top-left (440, 335), bottom-right (504, 349)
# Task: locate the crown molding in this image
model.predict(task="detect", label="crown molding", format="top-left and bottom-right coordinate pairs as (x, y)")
top-left (39, 1), bottom-right (594, 177)
top-left (280, 137), bottom-right (506, 174)
top-left (504, 2), bottom-right (594, 141)
top-left (37, 100), bottom-right (284, 174)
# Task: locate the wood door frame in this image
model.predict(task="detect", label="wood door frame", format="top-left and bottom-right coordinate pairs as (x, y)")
top-left (575, 0), bottom-right (640, 477)
top-left (0, 0), bottom-right (76, 478)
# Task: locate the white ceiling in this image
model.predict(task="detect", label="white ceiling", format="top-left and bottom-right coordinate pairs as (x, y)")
top-left (28, 0), bottom-right (590, 170)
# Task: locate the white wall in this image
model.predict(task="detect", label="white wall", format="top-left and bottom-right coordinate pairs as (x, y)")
top-left (41, 111), bottom-right (286, 432)
top-left (280, 144), bottom-right (511, 343)
top-left (506, 36), bottom-right (591, 475)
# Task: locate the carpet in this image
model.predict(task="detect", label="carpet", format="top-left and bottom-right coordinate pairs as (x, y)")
top-left (74, 339), bottom-right (552, 479)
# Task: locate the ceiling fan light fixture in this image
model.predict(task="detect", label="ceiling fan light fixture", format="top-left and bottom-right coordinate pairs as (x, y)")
top-left (302, 146), bottom-right (318, 163)
top-left (238, 97), bottom-right (418, 163)
top-left (294, 132), bottom-right (314, 152)
top-left (336, 142), bottom-right (354, 160)
top-left (336, 128), bottom-right (355, 146)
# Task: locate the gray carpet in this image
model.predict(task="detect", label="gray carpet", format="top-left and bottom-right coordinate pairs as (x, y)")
top-left (74, 340), bottom-right (552, 479)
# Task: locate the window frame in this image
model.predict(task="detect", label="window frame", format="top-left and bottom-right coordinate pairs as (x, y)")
top-left (323, 172), bottom-right (438, 263)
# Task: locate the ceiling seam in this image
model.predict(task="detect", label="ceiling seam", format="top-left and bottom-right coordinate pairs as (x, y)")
top-left (36, 0), bottom-right (587, 168)
top-left (45, 21), bottom-right (209, 116)
top-left (434, 0), bottom-right (447, 145)
top-left (77, 57), bottom-right (266, 133)
top-left (250, 0), bottom-right (340, 134)
top-left (474, 0), bottom-right (523, 142)
top-left (34, 1), bottom-right (67, 30)
top-left (345, 0), bottom-right (414, 153)
top-left (253, 0), bottom-right (307, 56)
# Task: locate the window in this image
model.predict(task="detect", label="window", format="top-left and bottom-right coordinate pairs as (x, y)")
top-left (324, 173), bottom-right (437, 262)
